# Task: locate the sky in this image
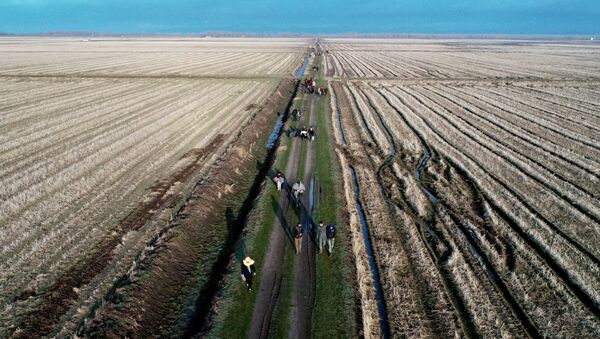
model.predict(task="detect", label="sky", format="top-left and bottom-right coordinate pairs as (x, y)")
top-left (0, 0), bottom-right (598, 35)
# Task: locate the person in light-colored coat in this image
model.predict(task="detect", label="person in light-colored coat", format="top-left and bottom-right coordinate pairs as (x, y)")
top-left (317, 221), bottom-right (326, 254)
top-left (274, 172), bottom-right (285, 191)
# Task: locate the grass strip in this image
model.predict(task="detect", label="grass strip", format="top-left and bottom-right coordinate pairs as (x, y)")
top-left (210, 91), bottom-right (305, 338)
top-left (311, 53), bottom-right (357, 337)
top-left (268, 90), bottom-right (313, 337)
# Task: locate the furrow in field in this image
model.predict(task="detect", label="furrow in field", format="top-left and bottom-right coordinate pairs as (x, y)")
top-left (378, 86), bottom-right (600, 318)
top-left (404, 85), bottom-right (600, 226)
top-left (450, 88), bottom-right (600, 152)
top-left (437, 85), bottom-right (600, 168)
top-left (481, 85), bottom-right (600, 133)
top-left (0, 80), bottom-right (274, 306)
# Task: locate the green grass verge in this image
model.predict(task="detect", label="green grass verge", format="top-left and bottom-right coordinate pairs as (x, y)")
top-left (209, 92), bottom-right (305, 338)
top-left (311, 53), bottom-right (357, 338)
top-left (268, 94), bottom-right (313, 337)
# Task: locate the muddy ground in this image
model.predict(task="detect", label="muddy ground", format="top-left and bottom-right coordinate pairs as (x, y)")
top-left (67, 78), bottom-right (296, 337)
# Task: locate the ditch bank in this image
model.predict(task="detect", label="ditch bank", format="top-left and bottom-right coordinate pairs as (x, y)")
top-left (349, 166), bottom-right (391, 339)
top-left (77, 77), bottom-right (298, 338)
top-left (183, 78), bottom-right (301, 337)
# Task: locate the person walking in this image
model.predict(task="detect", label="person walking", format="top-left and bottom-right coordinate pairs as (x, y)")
top-left (241, 256), bottom-right (256, 291)
top-left (317, 221), bottom-right (326, 254)
top-left (274, 172), bottom-right (285, 191)
top-left (292, 180), bottom-right (305, 206)
top-left (308, 127), bottom-right (315, 142)
top-left (294, 223), bottom-right (304, 254)
top-left (326, 223), bottom-right (336, 255)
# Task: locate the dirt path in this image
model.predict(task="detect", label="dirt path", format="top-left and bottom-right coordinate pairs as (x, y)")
top-left (289, 95), bottom-right (318, 339)
top-left (248, 95), bottom-right (311, 338)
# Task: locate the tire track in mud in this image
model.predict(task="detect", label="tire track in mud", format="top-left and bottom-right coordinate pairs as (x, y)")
top-left (289, 95), bottom-right (318, 339)
top-left (330, 84), bottom-right (347, 145)
top-left (351, 86), bottom-right (477, 338)
top-left (417, 86), bottom-right (600, 199)
top-left (380, 86), bottom-right (600, 320)
top-left (348, 166), bottom-right (391, 338)
top-left (435, 85), bottom-right (600, 175)
top-left (395, 86), bottom-right (600, 266)
top-left (365, 84), bottom-right (541, 338)
top-left (338, 81), bottom-right (464, 337)
top-left (248, 85), bottom-right (312, 339)
top-left (249, 121), bottom-right (303, 339)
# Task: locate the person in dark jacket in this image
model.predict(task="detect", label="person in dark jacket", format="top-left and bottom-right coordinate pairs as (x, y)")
top-left (241, 256), bottom-right (257, 291)
top-left (326, 224), bottom-right (336, 255)
top-left (294, 223), bottom-right (303, 254)
top-left (308, 127), bottom-right (315, 142)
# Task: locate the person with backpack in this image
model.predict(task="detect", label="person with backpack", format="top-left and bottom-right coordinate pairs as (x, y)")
top-left (240, 256), bottom-right (257, 291)
top-left (274, 172), bottom-right (285, 191)
top-left (326, 224), bottom-right (336, 255)
top-left (317, 221), bottom-right (326, 254)
top-left (294, 223), bottom-right (304, 254)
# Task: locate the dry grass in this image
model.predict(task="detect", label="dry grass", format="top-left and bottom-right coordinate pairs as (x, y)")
top-left (0, 37), bottom-right (307, 337)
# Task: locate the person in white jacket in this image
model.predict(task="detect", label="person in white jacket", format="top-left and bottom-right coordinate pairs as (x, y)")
top-left (274, 172), bottom-right (285, 191)
top-left (291, 180), bottom-right (305, 205)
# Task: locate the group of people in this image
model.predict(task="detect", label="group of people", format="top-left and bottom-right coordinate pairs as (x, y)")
top-left (294, 221), bottom-right (336, 255)
top-left (300, 76), bottom-right (327, 96)
top-left (241, 44), bottom-right (338, 293)
top-left (288, 125), bottom-right (316, 141)
top-left (240, 173), bottom-right (337, 292)
top-left (275, 172), bottom-right (305, 204)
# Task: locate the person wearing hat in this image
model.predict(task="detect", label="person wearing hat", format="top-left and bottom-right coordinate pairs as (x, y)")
top-left (241, 256), bottom-right (256, 291)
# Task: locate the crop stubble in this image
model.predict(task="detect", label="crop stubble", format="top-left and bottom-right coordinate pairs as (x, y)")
top-left (325, 38), bottom-right (600, 338)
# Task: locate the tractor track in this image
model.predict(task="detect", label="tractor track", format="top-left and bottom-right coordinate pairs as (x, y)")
top-left (350, 84), bottom-right (477, 338)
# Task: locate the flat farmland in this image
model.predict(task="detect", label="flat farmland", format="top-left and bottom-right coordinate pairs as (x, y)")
top-left (323, 38), bottom-right (600, 80)
top-left (326, 39), bottom-right (600, 337)
top-left (0, 37), bottom-right (307, 336)
top-left (0, 37), bottom-right (306, 77)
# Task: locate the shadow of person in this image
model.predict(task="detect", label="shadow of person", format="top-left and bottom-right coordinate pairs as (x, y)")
top-left (271, 195), bottom-right (294, 246)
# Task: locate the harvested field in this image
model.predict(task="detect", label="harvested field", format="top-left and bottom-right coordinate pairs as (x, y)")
top-left (323, 38), bottom-right (600, 80)
top-left (0, 37), bottom-right (306, 77)
top-left (0, 37), bottom-right (307, 337)
top-left (327, 38), bottom-right (600, 338)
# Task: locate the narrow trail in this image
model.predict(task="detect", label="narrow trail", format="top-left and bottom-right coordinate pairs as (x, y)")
top-left (247, 126), bottom-right (302, 339)
top-left (248, 53), bottom-right (316, 338)
top-left (289, 95), bottom-right (318, 339)
top-left (248, 78), bottom-right (316, 338)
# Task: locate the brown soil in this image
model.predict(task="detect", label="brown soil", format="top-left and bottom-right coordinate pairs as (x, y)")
top-left (247, 92), bottom-right (318, 338)
top-left (78, 78), bottom-right (295, 338)
top-left (11, 78), bottom-right (294, 338)
top-left (12, 135), bottom-right (226, 338)
top-left (289, 95), bottom-right (318, 339)
top-left (248, 117), bottom-right (302, 339)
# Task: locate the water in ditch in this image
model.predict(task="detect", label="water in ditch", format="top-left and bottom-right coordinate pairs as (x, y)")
top-left (349, 166), bottom-right (390, 339)
top-left (295, 54), bottom-right (310, 79)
